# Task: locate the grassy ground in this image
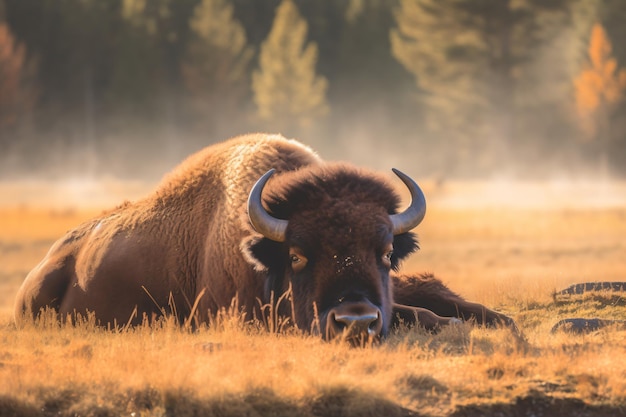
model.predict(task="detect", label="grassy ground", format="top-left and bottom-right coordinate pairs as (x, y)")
top-left (1, 180), bottom-right (625, 416)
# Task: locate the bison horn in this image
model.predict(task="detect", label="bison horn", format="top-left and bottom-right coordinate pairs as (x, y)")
top-left (389, 168), bottom-right (426, 235)
top-left (247, 169), bottom-right (288, 242)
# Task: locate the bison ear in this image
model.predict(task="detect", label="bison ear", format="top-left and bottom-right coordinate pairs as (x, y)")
top-left (241, 235), bottom-right (284, 272)
top-left (392, 232), bottom-right (419, 271)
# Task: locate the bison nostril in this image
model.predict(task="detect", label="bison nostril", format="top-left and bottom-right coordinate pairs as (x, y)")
top-left (327, 302), bottom-right (383, 341)
top-left (328, 311), bottom-right (343, 330)
top-left (334, 312), bottom-right (380, 335)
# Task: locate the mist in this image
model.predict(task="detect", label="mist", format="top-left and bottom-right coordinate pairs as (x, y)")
top-left (2, 0), bottom-right (626, 193)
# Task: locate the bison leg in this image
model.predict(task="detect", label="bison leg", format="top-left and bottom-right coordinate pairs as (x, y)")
top-left (14, 255), bottom-right (73, 324)
top-left (392, 303), bottom-right (461, 331)
top-left (392, 273), bottom-right (519, 333)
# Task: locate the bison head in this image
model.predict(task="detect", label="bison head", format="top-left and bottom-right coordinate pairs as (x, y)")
top-left (242, 164), bottom-right (425, 344)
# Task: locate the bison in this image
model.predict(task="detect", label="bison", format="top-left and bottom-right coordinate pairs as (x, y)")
top-left (14, 133), bottom-right (517, 342)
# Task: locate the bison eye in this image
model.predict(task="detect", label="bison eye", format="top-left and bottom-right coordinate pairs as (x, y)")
top-left (382, 250), bottom-right (394, 268)
top-left (289, 248), bottom-right (308, 273)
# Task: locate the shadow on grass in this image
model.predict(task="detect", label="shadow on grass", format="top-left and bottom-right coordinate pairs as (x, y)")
top-left (0, 386), bottom-right (421, 417)
top-left (451, 391), bottom-right (619, 417)
top-left (1, 387), bottom-right (621, 417)
top-left (0, 396), bottom-right (40, 417)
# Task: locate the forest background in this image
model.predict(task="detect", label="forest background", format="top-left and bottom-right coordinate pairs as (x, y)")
top-left (1, 0), bottom-right (626, 181)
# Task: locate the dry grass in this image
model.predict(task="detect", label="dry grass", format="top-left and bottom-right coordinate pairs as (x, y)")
top-left (1, 180), bottom-right (626, 416)
top-left (408, 207), bottom-right (626, 309)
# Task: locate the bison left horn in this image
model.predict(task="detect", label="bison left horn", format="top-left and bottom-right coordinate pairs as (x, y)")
top-left (389, 168), bottom-right (426, 235)
top-left (247, 169), bottom-right (288, 242)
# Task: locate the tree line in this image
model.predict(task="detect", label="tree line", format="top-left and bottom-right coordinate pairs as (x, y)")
top-left (1, 0), bottom-right (626, 179)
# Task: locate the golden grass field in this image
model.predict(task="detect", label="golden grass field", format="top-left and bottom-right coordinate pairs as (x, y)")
top-left (1, 179), bottom-right (626, 416)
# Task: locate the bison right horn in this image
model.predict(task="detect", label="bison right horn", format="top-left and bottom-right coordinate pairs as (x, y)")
top-left (389, 168), bottom-right (426, 235)
top-left (247, 169), bottom-right (288, 242)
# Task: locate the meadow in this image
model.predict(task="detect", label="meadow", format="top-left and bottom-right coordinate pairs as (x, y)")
top-left (1, 179), bottom-right (625, 416)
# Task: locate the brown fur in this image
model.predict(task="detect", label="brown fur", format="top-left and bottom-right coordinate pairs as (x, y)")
top-left (14, 133), bottom-right (517, 338)
top-left (15, 134), bottom-right (321, 325)
top-left (391, 273), bottom-right (519, 332)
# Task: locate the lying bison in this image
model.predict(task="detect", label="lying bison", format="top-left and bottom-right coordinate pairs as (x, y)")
top-left (15, 133), bottom-right (517, 342)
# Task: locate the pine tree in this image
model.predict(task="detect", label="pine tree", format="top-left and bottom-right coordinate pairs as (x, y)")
top-left (390, 0), bottom-right (568, 175)
top-left (181, 0), bottom-right (253, 137)
top-left (573, 22), bottom-right (626, 175)
top-left (252, 0), bottom-right (328, 134)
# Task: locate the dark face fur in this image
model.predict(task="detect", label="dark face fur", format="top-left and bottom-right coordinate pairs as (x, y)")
top-left (242, 165), bottom-right (418, 340)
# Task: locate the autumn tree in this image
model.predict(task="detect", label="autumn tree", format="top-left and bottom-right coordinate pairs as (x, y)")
top-left (573, 22), bottom-right (626, 176)
top-left (0, 22), bottom-right (35, 134)
top-left (181, 0), bottom-right (253, 137)
top-left (252, 0), bottom-right (328, 135)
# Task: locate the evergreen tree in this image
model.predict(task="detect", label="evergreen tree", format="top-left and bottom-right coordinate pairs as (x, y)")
top-left (391, 0), bottom-right (488, 173)
top-left (390, 0), bottom-right (566, 175)
top-left (181, 0), bottom-right (253, 138)
top-left (252, 0), bottom-right (328, 136)
top-left (325, 0), bottom-right (420, 165)
top-left (113, 0), bottom-right (199, 163)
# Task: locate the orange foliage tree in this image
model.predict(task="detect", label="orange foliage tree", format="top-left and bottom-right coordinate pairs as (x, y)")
top-left (573, 23), bottom-right (626, 172)
top-left (0, 22), bottom-right (35, 130)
